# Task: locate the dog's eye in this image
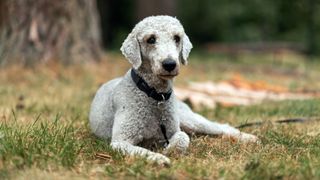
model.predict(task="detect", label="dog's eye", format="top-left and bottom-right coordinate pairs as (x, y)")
top-left (147, 36), bottom-right (156, 44)
top-left (174, 35), bottom-right (180, 43)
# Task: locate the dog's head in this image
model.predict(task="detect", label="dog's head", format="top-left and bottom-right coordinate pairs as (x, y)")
top-left (121, 15), bottom-right (192, 80)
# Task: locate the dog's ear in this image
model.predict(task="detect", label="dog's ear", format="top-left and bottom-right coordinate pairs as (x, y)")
top-left (180, 34), bottom-right (193, 65)
top-left (120, 32), bottom-right (142, 69)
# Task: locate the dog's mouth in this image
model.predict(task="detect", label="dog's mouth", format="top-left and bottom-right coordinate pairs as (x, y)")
top-left (158, 73), bottom-right (178, 79)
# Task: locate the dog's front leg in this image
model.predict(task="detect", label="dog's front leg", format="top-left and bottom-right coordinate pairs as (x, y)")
top-left (111, 112), bottom-right (171, 165)
top-left (111, 140), bottom-right (170, 165)
top-left (163, 131), bottom-right (190, 154)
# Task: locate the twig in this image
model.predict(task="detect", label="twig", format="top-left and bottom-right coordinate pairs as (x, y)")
top-left (237, 117), bottom-right (320, 129)
top-left (95, 153), bottom-right (112, 160)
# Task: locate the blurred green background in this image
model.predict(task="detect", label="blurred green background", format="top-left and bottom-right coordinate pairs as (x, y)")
top-left (97, 0), bottom-right (320, 55)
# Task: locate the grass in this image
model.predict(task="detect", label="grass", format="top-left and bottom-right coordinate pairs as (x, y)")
top-left (0, 52), bottom-right (320, 179)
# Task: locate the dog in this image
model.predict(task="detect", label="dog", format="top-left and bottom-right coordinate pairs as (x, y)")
top-left (89, 15), bottom-right (258, 165)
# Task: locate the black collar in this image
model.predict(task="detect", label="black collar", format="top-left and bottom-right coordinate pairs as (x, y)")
top-left (131, 69), bottom-right (172, 101)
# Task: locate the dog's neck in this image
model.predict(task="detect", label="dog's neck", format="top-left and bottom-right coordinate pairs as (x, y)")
top-left (135, 67), bottom-right (173, 93)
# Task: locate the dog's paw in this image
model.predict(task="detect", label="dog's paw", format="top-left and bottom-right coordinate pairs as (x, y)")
top-left (238, 132), bottom-right (260, 143)
top-left (223, 132), bottom-right (260, 144)
top-left (147, 153), bottom-right (171, 166)
top-left (163, 131), bottom-right (190, 155)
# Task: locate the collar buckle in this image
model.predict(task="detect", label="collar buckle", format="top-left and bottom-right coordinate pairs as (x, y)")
top-left (157, 94), bottom-right (166, 107)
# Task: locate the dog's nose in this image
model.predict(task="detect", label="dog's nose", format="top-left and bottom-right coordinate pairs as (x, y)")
top-left (162, 59), bottom-right (176, 72)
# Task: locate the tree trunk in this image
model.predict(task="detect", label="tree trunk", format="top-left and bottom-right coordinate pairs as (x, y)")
top-left (0, 0), bottom-right (101, 66)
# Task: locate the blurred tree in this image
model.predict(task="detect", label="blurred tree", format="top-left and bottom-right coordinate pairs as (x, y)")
top-left (97, 0), bottom-right (135, 49)
top-left (136, 0), bottom-right (176, 20)
top-left (97, 0), bottom-right (177, 49)
top-left (0, 0), bottom-right (101, 66)
top-left (306, 0), bottom-right (317, 55)
top-left (177, 0), bottom-right (320, 55)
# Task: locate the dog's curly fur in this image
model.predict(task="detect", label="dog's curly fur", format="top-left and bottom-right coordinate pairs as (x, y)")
top-left (89, 15), bottom-right (258, 165)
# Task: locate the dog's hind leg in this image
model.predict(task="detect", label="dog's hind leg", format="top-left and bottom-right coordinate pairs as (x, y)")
top-left (177, 101), bottom-right (258, 143)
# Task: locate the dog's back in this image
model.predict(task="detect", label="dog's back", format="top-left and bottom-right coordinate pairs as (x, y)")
top-left (89, 77), bottom-right (122, 139)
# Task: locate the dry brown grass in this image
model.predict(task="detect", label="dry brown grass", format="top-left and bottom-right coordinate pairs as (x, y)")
top-left (1, 52), bottom-right (320, 179)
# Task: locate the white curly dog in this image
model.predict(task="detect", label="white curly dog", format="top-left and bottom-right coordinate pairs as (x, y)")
top-left (89, 15), bottom-right (258, 165)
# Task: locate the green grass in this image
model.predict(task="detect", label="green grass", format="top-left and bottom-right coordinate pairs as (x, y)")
top-left (0, 52), bottom-right (320, 179)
